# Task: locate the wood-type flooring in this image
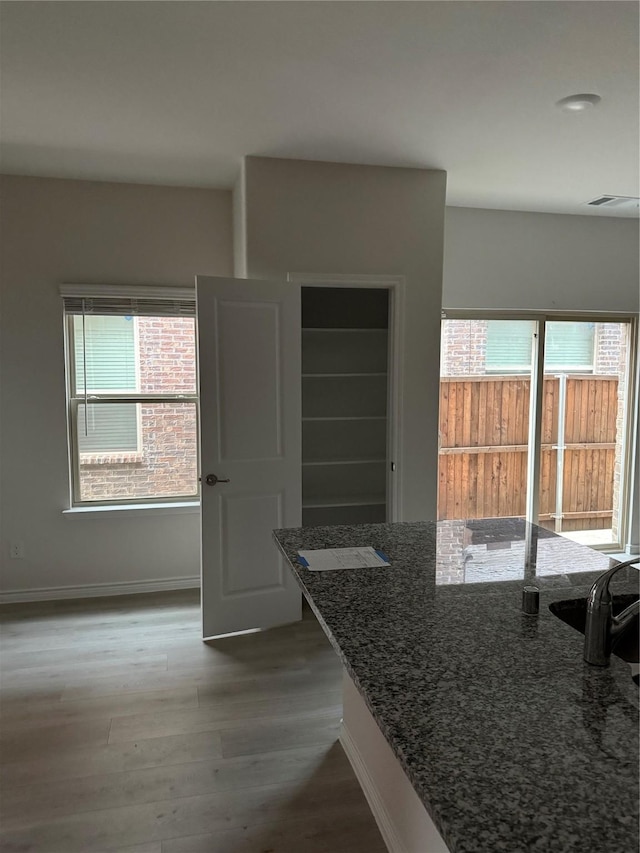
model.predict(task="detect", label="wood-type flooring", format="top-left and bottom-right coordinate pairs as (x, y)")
top-left (0, 590), bottom-right (385, 853)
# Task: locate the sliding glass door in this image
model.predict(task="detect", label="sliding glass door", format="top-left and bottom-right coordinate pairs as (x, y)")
top-left (538, 321), bottom-right (632, 547)
top-left (438, 319), bottom-right (535, 522)
top-left (438, 315), bottom-right (636, 550)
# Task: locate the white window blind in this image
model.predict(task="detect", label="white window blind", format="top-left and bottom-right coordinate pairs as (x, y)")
top-left (486, 320), bottom-right (535, 372)
top-left (62, 293), bottom-right (195, 317)
top-left (545, 321), bottom-right (595, 371)
top-left (77, 403), bottom-right (139, 454)
top-left (72, 315), bottom-right (137, 392)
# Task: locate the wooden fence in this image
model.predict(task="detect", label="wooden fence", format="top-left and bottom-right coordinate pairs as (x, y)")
top-left (437, 375), bottom-right (619, 530)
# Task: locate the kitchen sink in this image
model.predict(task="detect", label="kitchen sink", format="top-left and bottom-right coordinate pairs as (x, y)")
top-left (549, 594), bottom-right (639, 664)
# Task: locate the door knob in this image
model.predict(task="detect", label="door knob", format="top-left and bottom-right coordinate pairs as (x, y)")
top-left (205, 473), bottom-right (231, 486)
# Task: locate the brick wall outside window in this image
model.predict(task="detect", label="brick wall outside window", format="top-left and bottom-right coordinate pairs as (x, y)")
top-left (440, 319), bottom-right (487, 376)
top-left (435, 520), bottom-right (467, 584)
top-left (599, 323), bottom-right (630, 538)
top-left (593, 323), bottom-right (624, 375)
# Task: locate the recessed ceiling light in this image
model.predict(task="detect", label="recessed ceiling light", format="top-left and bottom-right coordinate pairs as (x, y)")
top-left (556, 93), bottom-right (601, 112)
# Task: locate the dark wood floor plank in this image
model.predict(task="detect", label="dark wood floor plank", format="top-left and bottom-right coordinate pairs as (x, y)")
top-left (1, 730), bottom-right (224, 789)
top-left (1, 655), bottom-right (169, 689)
top-left (220, 714), bottom-right (343, 759)
top-left (108, 690), bottom-right (342, 744)
top-left (1, 742), bottom-right (353, 827)
top-left (0, 775), bottom-right (375, 852)
top-left (161, 811), bottom-right (387, 853)
top-left (0, 718), bottom-right (112, 763)
top-left (59, 661), bottom-right (322, 702)
top-left (1, 687), bottom-right (199, 730)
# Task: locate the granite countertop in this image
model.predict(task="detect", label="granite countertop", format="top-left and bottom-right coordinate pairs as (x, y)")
top-left (273, 519), bottom-right (639, 853)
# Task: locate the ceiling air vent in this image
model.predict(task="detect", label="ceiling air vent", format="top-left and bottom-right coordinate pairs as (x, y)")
top-left (586, 195), bottom-right (640, 210)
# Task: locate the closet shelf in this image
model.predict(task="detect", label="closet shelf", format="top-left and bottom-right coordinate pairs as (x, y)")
top-left (302, 372), bottom-right (387, 378)
top-left (302, 494), bottom-right (386, 509)
top-left (302, 457), bottom-right (386, 468)
top-left (302, 327), bottom-right (388, 333)
top-left (302, 416), bottom-right (386, 422)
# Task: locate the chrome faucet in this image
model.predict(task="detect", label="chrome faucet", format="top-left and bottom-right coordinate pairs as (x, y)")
top-left (583, 556), bottom-right (639, 666)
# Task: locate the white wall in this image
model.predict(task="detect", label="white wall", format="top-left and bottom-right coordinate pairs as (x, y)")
top-left (443, 207), bottom-right (640, 313)
top-left (2, 174), bottom-right (636, 599)
top-left (241, 156), bottom-right (447, 522)
top-left (0, 175), bottom-right (232, 597)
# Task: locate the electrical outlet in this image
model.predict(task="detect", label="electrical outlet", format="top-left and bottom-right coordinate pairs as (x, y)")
top-left (9, 541), bottom-right (25, 559)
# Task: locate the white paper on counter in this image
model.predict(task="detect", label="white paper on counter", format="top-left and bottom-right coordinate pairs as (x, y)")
top-left (297, 546), bottom-right (390, 571)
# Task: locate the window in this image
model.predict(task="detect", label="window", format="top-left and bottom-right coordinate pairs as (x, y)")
top-left (485, 319), bottom-right (534, 373)
top-left (544, 321), bottom-right (595, 372)
top-left (63, 289), bottom-right (199, 505)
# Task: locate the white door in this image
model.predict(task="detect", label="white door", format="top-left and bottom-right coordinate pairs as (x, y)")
top-left (197, 275), bottom-right (302, 639)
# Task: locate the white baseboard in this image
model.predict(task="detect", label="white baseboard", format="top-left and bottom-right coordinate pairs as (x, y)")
top-left (340, 721), bottom-right (407, 853)
top-left (0, 576), bottom-right (200, 604)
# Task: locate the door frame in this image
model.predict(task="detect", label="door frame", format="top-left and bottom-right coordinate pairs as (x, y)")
top-left (441, 308), bottom-right (639, 551)
top-left (288, 273), bottom-right (405, 522)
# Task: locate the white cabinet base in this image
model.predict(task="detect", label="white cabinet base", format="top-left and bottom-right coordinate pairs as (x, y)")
top-left (340, 670), bottom-right (450, 853)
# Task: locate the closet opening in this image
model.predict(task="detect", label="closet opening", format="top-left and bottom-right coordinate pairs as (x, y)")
top-left (301, 286), bottom-right (391, 528)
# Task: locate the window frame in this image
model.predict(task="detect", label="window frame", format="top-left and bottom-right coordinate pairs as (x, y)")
top-left (65, 311), bottom-right (200, 508)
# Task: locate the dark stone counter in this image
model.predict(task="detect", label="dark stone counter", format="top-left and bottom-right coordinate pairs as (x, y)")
top-left (273, 519), bottom-right (639, 853)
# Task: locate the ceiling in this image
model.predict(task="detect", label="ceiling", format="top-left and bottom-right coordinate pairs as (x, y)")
top-left (1, 1), bottom-right (638, 216)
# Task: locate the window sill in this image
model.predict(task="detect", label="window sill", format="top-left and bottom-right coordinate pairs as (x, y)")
top-left (63, 501), bottom-right (200, 520)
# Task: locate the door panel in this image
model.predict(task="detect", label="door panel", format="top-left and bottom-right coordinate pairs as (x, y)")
top-left (221, 492), bottom-right (285, 595)
top-left (217, 300), bottom-right (283, 460)
top-left (197, 275), bottom-right (302, 639)
top-left (437, 319), bottom-right (534, 522)
top-left (539, 321), bottom-right (630, 547)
